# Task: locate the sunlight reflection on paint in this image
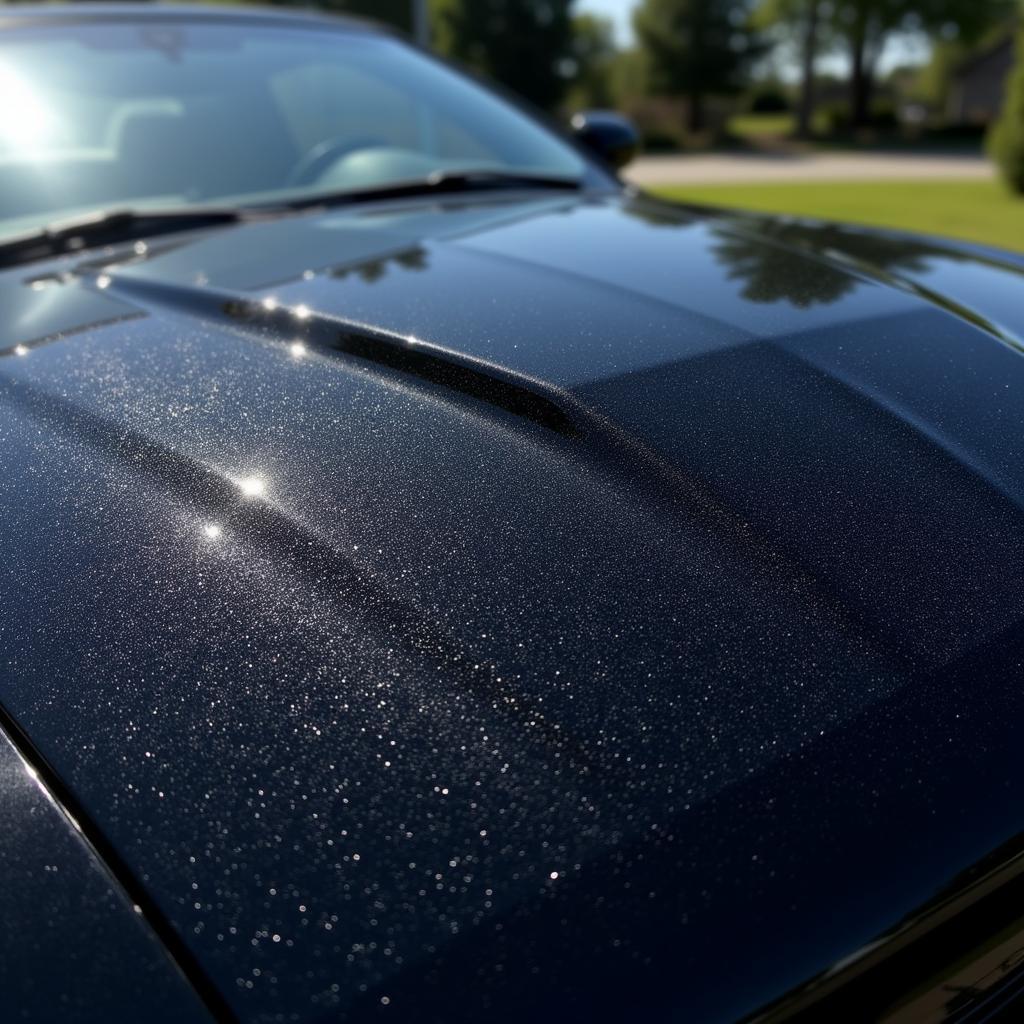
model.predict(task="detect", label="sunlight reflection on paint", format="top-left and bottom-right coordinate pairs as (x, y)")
top-left (235, 476), bottom-right (267, 498)
top-left (289, 342), bottom-right (307, 359)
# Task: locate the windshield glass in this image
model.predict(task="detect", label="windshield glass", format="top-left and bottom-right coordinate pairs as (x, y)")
top-left (0, 19), bottom-right (593, 239)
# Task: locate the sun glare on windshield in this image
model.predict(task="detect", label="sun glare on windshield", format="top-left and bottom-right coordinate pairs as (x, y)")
top-left (0, 62), bottom-right (58, 152)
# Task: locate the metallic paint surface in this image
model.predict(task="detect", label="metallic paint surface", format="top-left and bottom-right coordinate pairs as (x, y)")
top-left (2, 191), bottom-right (1024, 1022)
top-left (0, 729), bottom-right (213, 1021)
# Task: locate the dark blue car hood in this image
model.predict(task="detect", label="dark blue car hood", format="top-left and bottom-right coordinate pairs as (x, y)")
top-left (2, 191), bottom-right (1024, 1023)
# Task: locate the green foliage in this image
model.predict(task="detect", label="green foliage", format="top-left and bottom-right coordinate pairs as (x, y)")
top-left (753, 0), bottom-right (1015, 132)
top-left (824, 0), bottom-right (1016, 126)
top-left (817, 97), bottom-right (899, 134)
top-left (988, 32), bottom-right (1024, 194)
top-left (326, 1), bottom-right (414, 33)
top-left (728, 112), bottom-right (795, 136)
top-left (564, 13), bottom-right (617, 110)
top-left (753, 0), bottom-right (828, 136)
top-left (250, 0), bottom-right (416, 33)
top-left (753, 0), bottom-right (832, 50)
top-left (431, 0), bottom-right (575, 111)
top-left (915, 17), bottom-right (1019, 114)
top-left (633, 0), bottom-right (764, 132)
top-left (608, 48), bottom-right (650, 107)
top-left (747, 81), bottom-right (791, 112)
top-left (825, 0), bottom-right (1015, 47)
top-left (912, 39), bottom-right (970, 110)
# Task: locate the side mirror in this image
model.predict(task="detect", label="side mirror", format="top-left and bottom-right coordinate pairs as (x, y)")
top-left (570, 110), bottom-right (639, 170)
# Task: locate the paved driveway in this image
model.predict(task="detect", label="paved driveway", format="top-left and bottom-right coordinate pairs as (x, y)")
top-left (625, 152), bottom-right (994, 187)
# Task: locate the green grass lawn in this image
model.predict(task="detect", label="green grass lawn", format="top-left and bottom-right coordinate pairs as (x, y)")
top-left (726, 112), bottom-right (795, 138)
top-left (651, 180), bottom-right (1024, 253)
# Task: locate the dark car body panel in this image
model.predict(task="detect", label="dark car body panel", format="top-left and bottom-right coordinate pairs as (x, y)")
top-left (0, 728), bottom-right (214, 1022)
top-left (3, 186), bottom-right (1024, 1022)
top-left (4, 4), bottom-right (1024, 1015)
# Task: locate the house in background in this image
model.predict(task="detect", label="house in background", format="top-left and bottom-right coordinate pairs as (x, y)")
top-left (947, 34), bottom-right (1014, 125)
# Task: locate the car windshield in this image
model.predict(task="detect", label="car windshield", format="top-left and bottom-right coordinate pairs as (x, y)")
top-left (0, 18), bottom-right (593, 240)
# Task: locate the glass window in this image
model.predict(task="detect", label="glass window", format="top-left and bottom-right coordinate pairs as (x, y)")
top-left (0, 19), bottom-right (594, 238)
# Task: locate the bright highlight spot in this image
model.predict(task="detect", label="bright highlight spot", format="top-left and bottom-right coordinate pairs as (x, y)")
top-left (236, 475), bottom-right (266, 498)
top-left (203, 524), bottom-right (222, 540)
top-left (0, 63), bottom-right (59, 150)
top-left (294, 304), bottom-right (311, 321)
top-left (289, 342), bottom-right (307, 359)
top-left (261, 297), bottom-right (278, 311)
top-left (13, 344), bottom-right (29, 357)
top-left (96, 274), bottom-right (111, 290)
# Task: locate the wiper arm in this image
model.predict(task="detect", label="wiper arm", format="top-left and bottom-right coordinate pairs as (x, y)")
top-left (266, 168), bottom-right (583, 212)
top-left (0, 173), bottom-right (581, 267)
top-left (0, 206), bottom-right (249, 268)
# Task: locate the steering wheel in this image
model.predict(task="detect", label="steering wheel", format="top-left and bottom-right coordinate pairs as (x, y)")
top-left (285, 136), bottom-right (388, 187)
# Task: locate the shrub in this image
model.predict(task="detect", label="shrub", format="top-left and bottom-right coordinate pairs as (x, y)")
top-left (926, 122), bottom-right (988, 144)
top-left (988, 33), bottom-right (1024, 194)
top-left (869, 101), bottom-right (900, 132)
top-left (641, 128), bottom-right (684, 152)
top-left (747, 84), bottom-right (791, 114)
top-left (818, 101), bottom-right (851, 135)
top-left (818, 99), bottom-right (900, 137)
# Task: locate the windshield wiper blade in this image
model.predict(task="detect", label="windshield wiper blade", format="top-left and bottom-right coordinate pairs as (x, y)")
top-left (268, 169), bottom-right (583, 212)
top-left (0, 173), bottom-right (581, 267)
top-left (0, 206), bottom-right (248, 268)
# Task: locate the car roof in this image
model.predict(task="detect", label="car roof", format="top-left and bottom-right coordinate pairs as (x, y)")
top-left (0, 2), bottom-right (383, 34)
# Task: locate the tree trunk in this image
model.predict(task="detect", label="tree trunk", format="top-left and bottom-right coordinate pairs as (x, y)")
top-left (688, 89), bottom-right (705, 135)
top-left (849, 15), bottom-right (873, 129)
top-left (796, 0), bottom-right (821, 138)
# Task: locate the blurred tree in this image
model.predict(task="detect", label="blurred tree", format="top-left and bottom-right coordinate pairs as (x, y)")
top-left (608, 48), bottom-right (650, 107)
top-left (745, 78), bottom-right (792, 111)
top-left (913, 20), bottom-right (1017, 118)
top-left (911, 38), bottom-right (968, 112)
top-left (330, 1), bottom-right (414, 33)
top-left (988, 29), bottom-right (1024, 193)
top-left (431, 0), bottom-right (576, 111)
top-left (826, 1), bottom-right (1016, 129)
top-left (248, 0), bottom-right (416, 33)
top-left (633, 0), bottom-right (764, 134)
top-left (755, 0), bottom-right (827, 137)
top-left (709, 219), bottom-right (954, 306)
top-left (565, 13), bottom-right (617, 110)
